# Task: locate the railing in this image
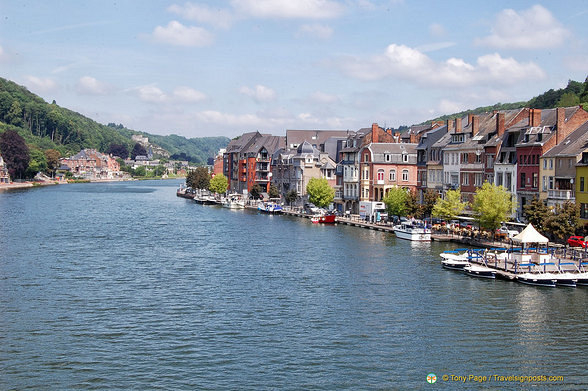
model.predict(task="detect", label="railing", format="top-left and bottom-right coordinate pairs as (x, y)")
top-left (548, 189), bottom-right (574, 200)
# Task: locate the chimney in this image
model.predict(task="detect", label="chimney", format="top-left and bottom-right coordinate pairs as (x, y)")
top-left (529, 108), bottom-right (541, 127)
top-left (455, 117), bottom-right (462, 133)
top-left (556, 107), bottom-right (566, 144)
top-left (372, 123), bottom-right (379, 143)
top-left (472, 115), bottom-right (479, 135)
top-left (446, 119), bottom-right (454, 132)
top-left (496, 112), bottom-right (505, 137)
top-left (468, 113), bottom-right (473, 126)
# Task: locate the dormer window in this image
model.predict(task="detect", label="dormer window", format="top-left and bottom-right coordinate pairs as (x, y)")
top-left (402, 153), bottom-right (408, 162)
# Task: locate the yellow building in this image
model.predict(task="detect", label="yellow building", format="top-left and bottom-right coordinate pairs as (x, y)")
top-left (576, 153), bottom-right (588, 225)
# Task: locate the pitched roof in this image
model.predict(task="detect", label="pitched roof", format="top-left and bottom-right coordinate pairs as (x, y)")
top-left (543, 120), bottom-right (588, 157)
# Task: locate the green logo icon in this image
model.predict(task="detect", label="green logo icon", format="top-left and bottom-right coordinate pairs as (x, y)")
top-left (427, 373), bottom-right (437, 384)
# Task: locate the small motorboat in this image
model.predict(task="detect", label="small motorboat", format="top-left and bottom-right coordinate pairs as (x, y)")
top-left (311, 212), bottom-right (336, 224)
top-left (464, 264), bottom-right (496, 279)
top-left (515, 263), bottom-right (556, 287)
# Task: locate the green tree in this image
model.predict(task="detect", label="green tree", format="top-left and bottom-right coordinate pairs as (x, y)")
top-left (285, 189), bottom-right (298, 206)
top-left (383, 186), bottom-right (409, 217)
top-left (186, 166), bottom-right (210, 189)
top-left (269, 184), bottom-right (280, 199)
top-left (432, 189), bottom-right (468, 221)
top-left (209, 173), bottom-right (228, 194)
top-left (557, 92), bottom-right (580, 107)
top-left (25, 148), bottom-right (47, 178)
top-left (472, 182), bottom-right (515, 231)
top-left (250, 183), bottom-right (263, 199)
top-left (523, 198), bottom-right (551, 232)
top-left (306, 177), bottom-right (334, 208)
top-left (545, 201), bottom-right (579, 242)
top-left (134, 166), bottom-right (146, 177)
top-left (422, 189), bottom-right (440, 218)
top-left (0, 129), bottom-right (30, 179)
top-left (6, 100), bottom-right (23, 127)
top-left (44, 149), bottom-right (61, 177)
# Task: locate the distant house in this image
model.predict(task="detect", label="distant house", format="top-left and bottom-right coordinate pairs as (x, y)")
top-left (0, 154), bottom-right (10, 183)
top-left (60, 149), bottom-right (121, 179)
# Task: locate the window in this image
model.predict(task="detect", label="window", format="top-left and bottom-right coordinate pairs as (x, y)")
top-left (377, 169), bottom-right (384, 181)
top-left (385, 154), bottom-right (391, 162)
top-left (402, 169), bottom-right (409, 181)
top-left (475, 173), bottom-right (483, 186)
top-left (402, 153), bottom-right (408, 162)
top-left (549, 176), bottom-right (554, 190)
top-left (582, 203), bottom-right (588, 219)
top-left (543, 159), bottom-right (547, 169)
top-left (542, 176), bottom-right (547, 191)
top-left (389, 169), bottom-right (396, 181)
top-left (549, 159), bottom-right (553, 169)
top-left (364, 153), bottom-right (369, 162)
top-left (487, 155), bottom-right (494, 168)
top-left (461, 153), bottom-right (468, 164)
top-left (462, 173), bottom-right (469, 185)
top-left (520, 173), bottom-right (526, 188)
top-left (532, 173), bottom-right (538, 188)
top-left (496, 172), bottom-right (503, 186)
top-left (581, 177), bottom-right (585, 192)
top-left (569, 159), bottom-right (573, 168)
top-left (505, 173), bottom-right (512, 190)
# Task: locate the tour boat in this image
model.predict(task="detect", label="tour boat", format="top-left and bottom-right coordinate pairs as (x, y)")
top-left (463, 264), bottom-right (496, 279)
top-left (392, 221), bottom-right (431, 241)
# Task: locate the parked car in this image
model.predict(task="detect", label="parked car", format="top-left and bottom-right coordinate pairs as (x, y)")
top-left (567, 236), bottom-right (588, 248)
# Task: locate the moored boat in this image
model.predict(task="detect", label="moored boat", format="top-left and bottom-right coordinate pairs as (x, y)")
top-left (257, 202), bottom-right (283, 214)
top-left (464, 264), bottom-right (496, 279)
top-left (223, 197), bottom-right (245, 209)
top-left (515, 263), bottom-right (556, 287)
top-left (310, 212), bottom-right (336, 224)
top-left (392, 221), bottom-right (431, 241)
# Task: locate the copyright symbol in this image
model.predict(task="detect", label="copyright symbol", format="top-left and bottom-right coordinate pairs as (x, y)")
top-left (442, 375), bottom-right (449, 381)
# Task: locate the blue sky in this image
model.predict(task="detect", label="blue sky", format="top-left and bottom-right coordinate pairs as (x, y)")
top-left (1, 1), bottom-right (587, 139)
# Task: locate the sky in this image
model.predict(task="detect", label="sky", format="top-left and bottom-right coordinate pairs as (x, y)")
top-left (0, 1), bottom-right (587, 139)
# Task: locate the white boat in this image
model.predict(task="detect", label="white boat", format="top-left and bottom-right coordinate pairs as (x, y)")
top-left (393, 221), bottom-right (431, 241)
top-left (223, 197), bottom-right (245, 209)
top-left (464, 264), bottom-right (496, 279)
top-left (557, 261), bottom-right (588, 286)
top-left (257, 202), bottom-right (283, 214)
top-left (535, 262), bottom-right (577, 287)
top-left (515, 263), bottom-right (556, 287)
top-left (440, 249), bottom-right (483, 271)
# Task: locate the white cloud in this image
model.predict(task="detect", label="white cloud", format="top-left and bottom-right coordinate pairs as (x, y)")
top-left (173, 86), bottom-right (207, 102)
top-left (296, 23), bottom-right (333, 39)
top-left (76, 76), bottom-right (109, 95)
top-left (167, 3), bottom-right (234, 29)
top-left (239, 84), bottom-right (276, 102)
top-left (136, 85), bottom-right (167, 103)
top-left (24, 76), bottom-right (58, 92)
top-left (415, 41), bottom-right (455, 53)
top-left (337, 43), bottom-right (545, 86)
top-left (231, 0), bottom-right (344, 19)
top-left (475, 5), bottom-right (571, 49)
top-left (151, 21), bottom-right (213, 47)
top-left (564, 55), bottom-right (588, 73)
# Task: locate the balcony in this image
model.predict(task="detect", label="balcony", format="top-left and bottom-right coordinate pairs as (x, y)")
top-left (376, 180), bottom-right (384, 185)
top-left (548, 189), bottom-right (574, 200)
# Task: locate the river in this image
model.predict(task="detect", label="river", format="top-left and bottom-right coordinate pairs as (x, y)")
top-left (1, 180), bottom-right (587, 390)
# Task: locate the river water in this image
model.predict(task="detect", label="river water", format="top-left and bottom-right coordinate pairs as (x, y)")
top-left (1, 179), bottom-right (587, 390)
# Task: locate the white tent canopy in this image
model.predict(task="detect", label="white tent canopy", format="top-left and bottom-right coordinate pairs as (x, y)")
top-left (512, 224), bottom-right (548, 244)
